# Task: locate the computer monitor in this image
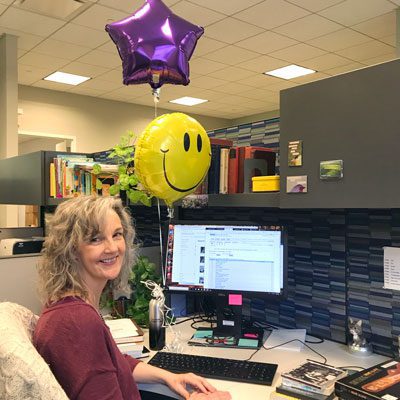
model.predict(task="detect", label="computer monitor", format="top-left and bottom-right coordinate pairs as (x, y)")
top-left (164, 220), bottom-right (288, 341)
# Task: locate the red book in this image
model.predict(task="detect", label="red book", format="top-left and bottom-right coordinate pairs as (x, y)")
top-left (228, 147), bottom-right (244, 194)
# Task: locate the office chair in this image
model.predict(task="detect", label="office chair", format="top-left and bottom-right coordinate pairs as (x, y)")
top-left (0, 301), bottom-right (68, 400)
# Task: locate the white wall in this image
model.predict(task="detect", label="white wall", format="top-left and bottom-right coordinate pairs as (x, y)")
top-left (18, 85), bottom-right (231, 153)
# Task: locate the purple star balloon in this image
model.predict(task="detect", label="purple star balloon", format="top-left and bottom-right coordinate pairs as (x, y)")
top-left (105, 0), bottom-right (204, 89)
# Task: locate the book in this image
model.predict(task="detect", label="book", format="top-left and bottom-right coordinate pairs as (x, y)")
top-left (104, 318), bottom-right (144, 344)
top-left (219, 148), bottom-right (229, 194)
top-left (117, 342), bottom-right (150, 359)
top-left (228, 147), bottom-right (239, 194)
top-left (335, 359), bottom-right (400, 400)
top-left (276, 384), bottom-right (336, 400)
top-left (282, 361), bottom-right (347, 390)
top-left (281, 378), bottom-right (334, 396)
top-left (207, 138), bottom-right (233, 194)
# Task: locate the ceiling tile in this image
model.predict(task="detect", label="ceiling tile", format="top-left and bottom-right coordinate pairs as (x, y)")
top-left (69, 86), bottom-right (108, 97)
top-left (0, 4), bottom-right (6, 13)
top-left (270, 43), bottom-right (327, 63)
top-left (273, 14), bottom-right (342, 41)
top-left (97, 0), bottom-right (144, 13)
top-left (171, 1), bottom-right (225, 27)
top-left (0, 27), bottom-right (44, 51)
top-left (184, 0), bottom-right (266, 16)
top-left (352, 11), bottom-right (396, 39)
top-left (284, 0), bottom-right (345, 12)
top-left (234, 0), bottom-right (310, 30)
top-left (291, 71), bottom-right (330, 83)
top-left (79, 49), bottom-right (121, 68)
top-left (79, 78), bottom-right (122, 92)
top-left (18, 63), bottom-right (55, 85)
top-left (237, 55), bottom-right (287, 73)
top-left (336, 39), bottom-right (395, 61)
top-left (324, 61), bottom-right (364, 75)
top-left (212, 82), bottom-right (255, 95)
top-left (97, 39), bottom-right (118, 53)
top-left (208, 66), bottom-right (257, 82)
top-left (190, 75), bottom-right (227, 89)
top-left (0, 0), bottom-right (13, 5)
top-left (104, 85), bottom-right (139, 100)
top-left (96, 68), bottom-right (123, 83)
top-left (239, 87), bottom-right (278, 102)
top-left (236, 31), bottom-right (298, 54)
top-left (0, 7), bottom-right (65, 36)
top-left (301, 53), bottom-right (354, 71)
top-left (33, 38), bottom-right (91, 60)
top-left (308, 28), bottom-right (370, 52)
top-left (192, 36), bottom-right (227, 57)
top-left (204, 45), bottom-right (260, 65)
top-left (19, 51), bottom-right (69, 70)
top-left (71, 4), bottom-right (127, 32)
top-left (390, 0), bottom-right (400, 4)
top-left (204, 17), bottom-right (264, 44)
top-left (61, 61), bottom-right (110, 78)
top-left (361, 52), bottom-right (397, 66)
top-left (265, 80), bottom-right (298, 92)
top-left (32, 79), bottom-right (73, 92)
top-left (52, 22), bottom-right (109, 48)
top-left (237, 73), bottom-right (282, 89)
top-left (190, 58), bottom-right (227, 75)
top-left (319, 0), bottom-right (396, 26)
top-left (380, 34), bottom-right (395, 46)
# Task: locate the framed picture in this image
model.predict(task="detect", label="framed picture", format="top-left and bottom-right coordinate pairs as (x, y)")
top-left (288, 140), bottom-right (303, 167)
top-left (320, 160), bottom-right (343, 180)
top-left (286, 175), bottom-right (307, 193)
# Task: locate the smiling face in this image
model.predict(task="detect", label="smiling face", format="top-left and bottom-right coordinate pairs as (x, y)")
top-left (77, 210), bottom-right (126, 294)
top-left (134, 113), bottom-right (211, 205)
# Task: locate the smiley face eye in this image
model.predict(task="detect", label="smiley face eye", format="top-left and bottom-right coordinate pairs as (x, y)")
top-left (197, 134), bottom-right (202, 152)
top-left (184, 132), bottom-right (190, 152)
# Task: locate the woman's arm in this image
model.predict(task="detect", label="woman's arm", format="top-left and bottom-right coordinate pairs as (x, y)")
top-left (132, 362), bottom-right (217, 399)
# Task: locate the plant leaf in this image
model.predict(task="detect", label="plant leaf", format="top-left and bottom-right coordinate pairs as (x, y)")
top-left (96, 178), bottom-right (103, 190)
top-left (92, 164), bottom-right (101, 175)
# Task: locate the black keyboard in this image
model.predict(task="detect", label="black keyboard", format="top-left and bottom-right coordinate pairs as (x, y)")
top-left (148, 351), bottom-right (278, 386)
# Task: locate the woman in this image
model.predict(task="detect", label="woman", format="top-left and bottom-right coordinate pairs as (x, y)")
top-left (34, 196), bottom-right (231, 400)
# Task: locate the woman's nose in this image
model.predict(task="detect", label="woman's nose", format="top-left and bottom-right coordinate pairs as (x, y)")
top-left (104, 238), bottom-right (118, 252)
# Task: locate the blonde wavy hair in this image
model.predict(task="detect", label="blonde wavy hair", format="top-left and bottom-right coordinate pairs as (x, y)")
top-left (38, 195), bottom-right (136, 304)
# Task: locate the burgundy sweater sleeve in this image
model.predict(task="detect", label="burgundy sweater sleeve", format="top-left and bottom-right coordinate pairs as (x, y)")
top-left (34, 302), bottom-right (141, 400)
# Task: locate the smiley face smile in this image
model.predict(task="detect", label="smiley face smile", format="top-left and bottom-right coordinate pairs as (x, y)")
top-left (161, 149), bottom-right (208, 192)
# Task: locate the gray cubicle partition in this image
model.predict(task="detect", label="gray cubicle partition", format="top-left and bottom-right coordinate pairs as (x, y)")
top-left (280, 58), bottom-right (400, 209)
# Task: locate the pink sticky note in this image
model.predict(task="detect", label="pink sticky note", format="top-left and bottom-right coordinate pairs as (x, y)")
top-left (229, 294), bottom-right (242, 306)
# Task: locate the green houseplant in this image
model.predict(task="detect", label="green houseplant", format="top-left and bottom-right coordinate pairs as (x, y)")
top-left (126, 255), bottom-right (162, 327)
top-left (107, 130), bottom-right (153, 206)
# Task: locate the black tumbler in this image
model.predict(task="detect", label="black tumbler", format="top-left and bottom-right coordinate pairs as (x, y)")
top-left (149, 299), bottom-right (166, 350)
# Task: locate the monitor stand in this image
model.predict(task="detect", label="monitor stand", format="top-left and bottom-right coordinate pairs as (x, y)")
top-left (188, 293), bottom-right (264, 349)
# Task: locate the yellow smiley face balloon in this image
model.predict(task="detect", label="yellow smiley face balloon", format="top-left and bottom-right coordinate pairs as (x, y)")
top-left (134, 113), bottom-right (211, 206)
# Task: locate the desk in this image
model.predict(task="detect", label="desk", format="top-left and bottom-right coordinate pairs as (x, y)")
top-left (138, 321), bottom-right (388, 400)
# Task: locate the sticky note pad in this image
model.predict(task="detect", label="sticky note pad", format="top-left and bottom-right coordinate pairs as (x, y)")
top-left (229, 294), bottom-right (242, 305)
top-left (193, 330), bottom-right (213, 339)
top-left (238, 338), bottom-right (259, 348)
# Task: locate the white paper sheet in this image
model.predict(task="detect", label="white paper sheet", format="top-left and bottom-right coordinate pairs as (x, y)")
top-left (383, 247), bottom-right (400, 290)
top-left (264, 328), bottom-right (306, 352)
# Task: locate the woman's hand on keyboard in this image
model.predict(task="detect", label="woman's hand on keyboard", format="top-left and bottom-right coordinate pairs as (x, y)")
top-left (164, 372), bottom-right (218, 399)
top-left (189, 390), bottom-right (232, 399)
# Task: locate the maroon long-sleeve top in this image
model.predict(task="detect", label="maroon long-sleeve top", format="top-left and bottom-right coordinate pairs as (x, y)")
top-left (34, 296), bottom-right (142, 400)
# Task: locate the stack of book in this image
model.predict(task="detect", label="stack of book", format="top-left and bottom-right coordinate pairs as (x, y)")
top-left (194, 138), bottom-right (277, 195)
top-left (335, 359), bottom-right (400, 400)
top-left (271, 361), bottom-right (347, 400)
top-left (105, 318), bottom-right (150, 359)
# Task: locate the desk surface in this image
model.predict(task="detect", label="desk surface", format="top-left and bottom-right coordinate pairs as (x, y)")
top-left (138, 321), bottom-right (388, 400)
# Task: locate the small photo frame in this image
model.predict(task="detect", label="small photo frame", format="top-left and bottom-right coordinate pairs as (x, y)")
top-left (286, 175), bottom-right (307, 193)
top-left (288, 140), bottom-right (303, 167)
top-left (320, 160), bottom-right (343, 180)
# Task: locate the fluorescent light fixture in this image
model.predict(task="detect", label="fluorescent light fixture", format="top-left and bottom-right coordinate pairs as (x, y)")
top-left (169, 96), bottom-right (208, 106)
top-left (264, 64), bottom-right (316, 80)
top-left (44, 71), bottom-right (91, 85)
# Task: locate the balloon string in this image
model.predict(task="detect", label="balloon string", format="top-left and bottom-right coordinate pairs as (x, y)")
top-left (157, 198), bottom-right (166, 286)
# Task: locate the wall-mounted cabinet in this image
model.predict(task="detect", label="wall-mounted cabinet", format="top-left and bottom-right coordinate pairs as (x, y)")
top-left (279, 58), bottom-right (400, 209)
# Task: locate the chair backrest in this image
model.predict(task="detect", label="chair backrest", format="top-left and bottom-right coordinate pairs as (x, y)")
top-left (0, 302), bottom-right (69, 400)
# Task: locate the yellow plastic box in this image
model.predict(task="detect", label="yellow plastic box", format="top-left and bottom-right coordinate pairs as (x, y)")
top-left (252, 175), bottom-right (280, 192)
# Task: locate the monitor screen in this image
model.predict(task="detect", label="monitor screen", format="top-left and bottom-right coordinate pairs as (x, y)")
top-left (164, 221), bottom-right (287, 299)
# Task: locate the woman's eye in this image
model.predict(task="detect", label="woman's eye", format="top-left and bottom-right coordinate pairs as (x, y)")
top-left (114, 232), bottom-right (123, 238)
top-left (90, 236), bottom-right (101, 243)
